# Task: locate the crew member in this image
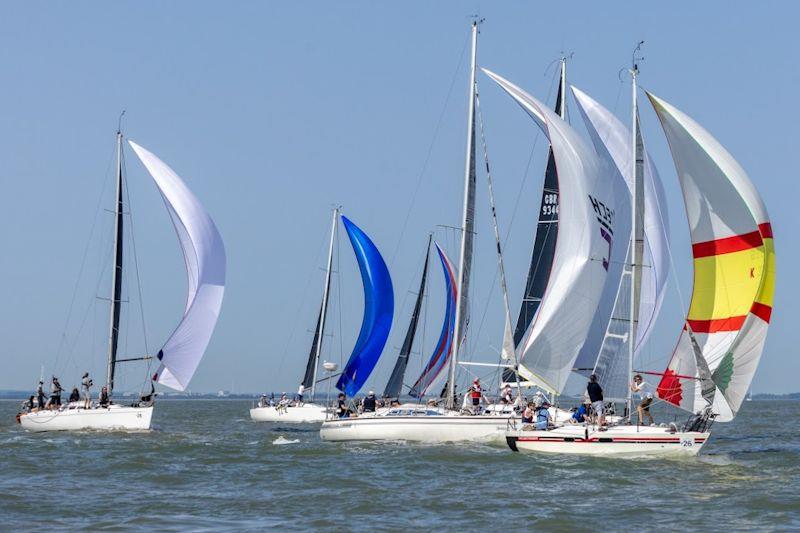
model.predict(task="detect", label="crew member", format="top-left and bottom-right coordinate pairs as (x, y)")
top-left (362, 391), bottom-right (377, 413)
top-left (587, 374), bottom-right (605, 426)
top-left (631, 374), bottom-right (655, 426)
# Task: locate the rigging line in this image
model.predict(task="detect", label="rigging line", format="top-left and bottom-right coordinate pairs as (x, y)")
top-left (470, 63), bottom-right (560, 364)
top-left (388, 33), bottom-right (470, 269)
top-left (54, 141), bottom-right (118, 371)
top-left (335, 216), bottom-right (344, 373)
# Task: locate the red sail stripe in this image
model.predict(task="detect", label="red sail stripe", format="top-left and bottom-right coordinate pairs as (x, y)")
top-left (687, 315), bottom-right (747, 333)
top-left (758, 222), bottom-right (773, 238)
top-left (692, 230), bottom-right (763, 258)
top-left (750, 302), bottom-right (772, 323)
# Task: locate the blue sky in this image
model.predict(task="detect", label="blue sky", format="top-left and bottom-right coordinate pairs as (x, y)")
top-left (1, 2), bottom-right (796, 395)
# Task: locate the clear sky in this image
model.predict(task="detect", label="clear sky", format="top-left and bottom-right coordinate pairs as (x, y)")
top-left (1, 2), bottom-right (797, 395)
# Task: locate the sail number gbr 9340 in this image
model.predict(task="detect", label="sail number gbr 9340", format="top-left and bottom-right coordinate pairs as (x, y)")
top-left (541, 193), bottom-right (558, 216)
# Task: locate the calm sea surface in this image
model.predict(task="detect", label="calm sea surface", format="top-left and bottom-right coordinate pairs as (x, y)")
top-left (1, 399), bottom-right (798, 530)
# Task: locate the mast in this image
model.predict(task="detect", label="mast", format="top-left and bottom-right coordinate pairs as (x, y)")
top-left (310, 206), bottom-right (338, 400)
top-left (105, 129), bottom-right (124, 395)
top-left (627, 43), bottom-right (645, 414)
top-left (447, 19), bottom-right (479, 410)
top-left (558, 57), bottom-right (567, 119)
top-left (384, 235), bottom-right (431, 398)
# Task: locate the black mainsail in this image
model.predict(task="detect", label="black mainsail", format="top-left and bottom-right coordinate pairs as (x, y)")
top-left (503, 63), bottom-right (566, 385)
top-left (383, 235), bottom-right (431, 398)
top-left (105, 131), bottom-right (125, 394)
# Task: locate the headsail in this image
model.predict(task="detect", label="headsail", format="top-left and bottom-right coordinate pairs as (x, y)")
top-left (571, 86), bottom-right (670, 399)
top-left (128, 141), bottom-right (227, 392)
top-left (384, 236), bottom-right (431, 398)
top-left (482, 69), bottom-right (630, 395)
top-left (647, 92), bottom-right (775, 421)
top-left (409, 243), bottom-right (457, 398)
top-left (336, 216), bottom-right (394, 397)
top-left (503, 64), bottom-right (565, 387)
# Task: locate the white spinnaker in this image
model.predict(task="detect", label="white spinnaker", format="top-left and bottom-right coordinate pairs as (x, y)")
top-left (571, 87), bottom-right (670, 398)
top-left (129, 141), bottom-right (227, 391)
top-left (647, 93), bottom-right (774, 422)
top-left (483, 69), bottom-right (630, 394)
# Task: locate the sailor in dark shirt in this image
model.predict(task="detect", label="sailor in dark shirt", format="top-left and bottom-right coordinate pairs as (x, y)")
top-left (362, 391), bottom-right (377, 413)
top-left (587, 374), bottom-right (605, 426)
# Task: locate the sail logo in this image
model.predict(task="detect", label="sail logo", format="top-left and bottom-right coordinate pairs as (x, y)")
top-left (588, 195), bottom-right (615, 271)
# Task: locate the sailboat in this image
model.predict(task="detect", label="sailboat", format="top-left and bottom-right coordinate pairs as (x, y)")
top-left (250, 208), bottom-right (338, 423)
top-left (505, 53), bottom-right (775, 456)
top-left (18, 129), bottom-right (226, 432)
top-left (319, 21), bottom-right (626, 443)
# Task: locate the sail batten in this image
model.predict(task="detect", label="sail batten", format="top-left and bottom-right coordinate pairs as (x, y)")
top-left (128, 140), bottom-right (226, 392)
top-left (646, 92), bottom-right (774, 421)
top-left (336, 216), bottom-right (394, 397)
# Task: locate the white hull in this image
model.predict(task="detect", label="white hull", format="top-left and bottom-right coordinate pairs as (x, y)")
top-left (19, 404), bottom-right (153, 432)
top-left (319, 404), bottom-right (577, 443)
top-left (250, 404), bottom-right (327, 423)
top-left (506, 424), bottom-right (709, 457)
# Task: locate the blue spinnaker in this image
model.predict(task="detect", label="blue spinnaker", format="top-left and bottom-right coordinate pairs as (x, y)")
top-left (409, 243), bottom-right (457, 398)
top-left (336, 216), bottom-right (394, 397)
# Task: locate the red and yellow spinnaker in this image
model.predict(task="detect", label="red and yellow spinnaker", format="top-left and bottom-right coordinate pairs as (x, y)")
top-left (647, 93), bottom-right (775, 422)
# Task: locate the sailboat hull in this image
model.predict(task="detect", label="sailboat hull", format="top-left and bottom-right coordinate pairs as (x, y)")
top-left (506, 425), bottom-right (709, 456)
top-left (18, 404), bottom-right (153, 432)
top-left (250, 404), bottom-right (327, 423)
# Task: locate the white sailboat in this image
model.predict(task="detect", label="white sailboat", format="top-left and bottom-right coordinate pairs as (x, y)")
top-left (320, 22), bottom-right (626, 443)
top-left (506, 51), bottom-right (775, 456)
top-left (249, 208), bottom-right (339, 423)
top-left (18, 130), bottom-right (226, 432)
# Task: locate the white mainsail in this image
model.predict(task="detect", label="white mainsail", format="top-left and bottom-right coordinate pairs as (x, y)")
top-left (571, 87), bottom-right (670, 398)
top-left (646, 93), bottom-right (774, 422)
top-left (482, 69), bottom-right (631, 394)
top-left (129, 141), bottom-right (227, 391)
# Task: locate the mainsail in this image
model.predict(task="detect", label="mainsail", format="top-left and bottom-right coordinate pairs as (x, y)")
top-left (409, 243), bottom-right (458, 398)
top-left (336, 216), bottom-right (394, 397)
top-left (571, 87), bottom-right (670, 399)
top-left (384, 236), bottom-right (431, 398)
top-left (647, 92), bottom-right (775, 421)
top-left (503, 61), bottom-right (566, 387)
top-left (482, 69), bottom-right (630, 395)
top-left (128, 141), bottom-right (227, 392)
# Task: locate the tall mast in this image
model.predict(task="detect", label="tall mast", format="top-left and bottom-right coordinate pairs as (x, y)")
top-left (627, 43), bottom-right (645, 414)
top-left (310, 206), bottom-right (338, 399)
top-left (558, 57), bottom-right (567, 119)
top-left (447, 19), bottom-right (480, 409)
top-left (106, 129), bottom-right (125, 395)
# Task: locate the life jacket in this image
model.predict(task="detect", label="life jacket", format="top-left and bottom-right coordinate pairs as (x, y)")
top-left (470, 386), bottom-right (482, 399)
top-left (535, 408), bottom-right (550, 430)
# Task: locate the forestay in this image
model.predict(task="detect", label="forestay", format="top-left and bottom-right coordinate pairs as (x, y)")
top-left (482, 69), bottom-right (630, 395)
top-left (128, 141), bottom-right (227, 391)
top-left (572, 87), bottom-right (670, 399)
top-left (647, 92), bottom-right (775, 421)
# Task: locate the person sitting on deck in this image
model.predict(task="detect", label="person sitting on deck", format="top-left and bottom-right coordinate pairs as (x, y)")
top-left (362, 391), bottom-right (377, 413)
top-left (500, 384), bottom-right (513, 405)
top-left (535, 402), bottom-right (553, 430)
top-left (336, 393), bottom-right (349, 418)
top-left (521, 402), bottom-right (535, 424)
top-left (277, 393), bottom-right (290, 413)
top-left (630, 374), bottom-right (655, 426)
top-left (569, 399), bottom-right (590, 424)
top-left (98, 386), bottom-right (110, 408)
top-left (68, 387), bottom-right (80, 404)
